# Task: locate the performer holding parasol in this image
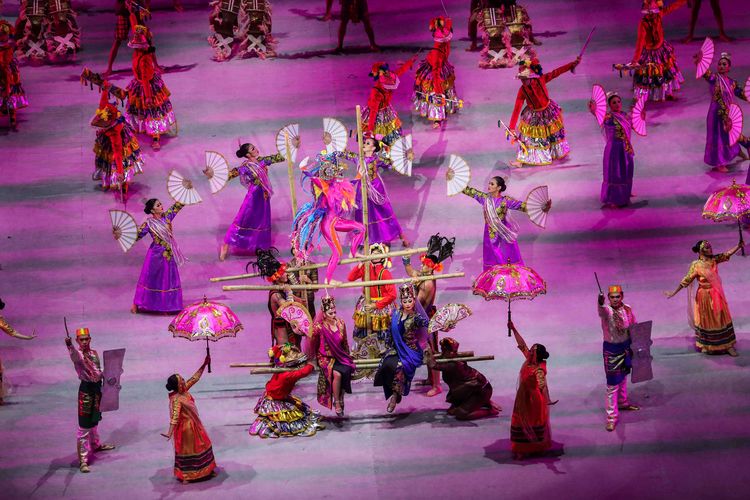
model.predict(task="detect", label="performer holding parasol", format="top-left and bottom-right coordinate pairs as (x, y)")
top-left (0, 299), bottom-right (35, 406)
top-left (665, 239), bottom-right (742, 356)
top-left (362, 56), bottom-right (418, 147)
top-left (589, 86), bottom-right (646, 208)
top-left (0, 21), bottom-right (28, 131)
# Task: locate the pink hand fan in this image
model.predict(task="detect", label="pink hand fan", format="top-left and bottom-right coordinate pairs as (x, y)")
top-left (728, 104), bottom-right (743, 146)
top-left (591, 84), bottom-right (607, 126)
top-left (631, 96), bottom-right (647, 136)
top-left (695, 37), bottom-right (714, 79)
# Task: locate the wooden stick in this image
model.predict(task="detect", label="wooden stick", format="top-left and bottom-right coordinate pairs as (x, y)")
top-left (251, 366), bottom-right (318, 374)
top-left (336, 272), bottom-right (464, 289)
top-left (222, 272), bottom-right (464, 292)
top-left (229, 351), bottom-right (476, 369)
top-left (355, 355), bottom-right (495, 367)
top-left (210, 247), bottom-right (428, 282)
top-left (284, 130), bottom-right (298, 217)
top-left (223, 283), bottom-right (335, 291)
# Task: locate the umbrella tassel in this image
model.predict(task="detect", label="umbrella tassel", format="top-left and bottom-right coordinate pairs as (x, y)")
top-left (206, 338), bottom-right (212, 373)
top-left (507, 301), bottom-right (512, 337)
top-left (738, 220), bottom-right (745, 257)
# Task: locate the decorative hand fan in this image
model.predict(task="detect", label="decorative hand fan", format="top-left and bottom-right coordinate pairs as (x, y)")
top-left (591, 84), bottom-right (607, 126)
top-left (728, 104), bottom-right (743, 146)
top-left (276, 301), bottom-right (313, 337)
top-left (298, 156), bottom-right (310, 170)
top-left (109, 209), bottom-right (138, 253)
top-left (631, 96), bottom-right (647, 137)
top-left (204, 150), bottom-right (230, 194)
top-left (276, 123), bottom-right (300, 163)
top-left (323, 117), bottom-right (348, 153)
top-left (428, 303), bottom-right (472, 334)
top-left (390, 134), bottom-right (414, 176)
top-left (167, 170), bottom-right (203, 205)
top-left (525, 185), bottom-right (551, 229)
top-left (695, 37), bottom-right (714, 79)
top-left (446, 154), bottom-right (471, 196)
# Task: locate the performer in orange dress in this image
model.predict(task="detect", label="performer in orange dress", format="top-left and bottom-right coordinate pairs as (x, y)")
top-left (0, 21), bottom-right (28, 131)
top-left (162, 355), bottom-right (217, 483)
top-left (362, 57), bottom-right (417, 147)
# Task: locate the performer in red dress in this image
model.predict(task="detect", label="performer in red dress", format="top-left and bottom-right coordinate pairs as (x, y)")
top-left (0, 21), bottom-right (28, 131)
top-left (105, 0), bottom-right (151, 76)
top-left (363, 57), bottom-right (417, 147)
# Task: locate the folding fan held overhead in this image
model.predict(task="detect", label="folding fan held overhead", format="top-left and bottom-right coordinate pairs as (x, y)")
top-left (591, 84), bottom-right (607, 126)
top-left (695, 37), bottom-right (714, 79)
top-left (446, 154), bottom-right (470, 196)
top-left (322, 117), bottom-right (348, 153)
top-left (524, 185), bottom-right (551, 229)
top-left (390, 134), bottom-right (414, 176)
top-left (727, 104), bottom-right (743, 146)
top-left (276, 301), bottom-right (313, 337)
top-left (428, 303), bottom-right (472, 334)
top-left (168, 170), bottom-right (203, 205)
top-left (276, 123), bottom-right (300, 163)
top-left (204, 150), bottom-right (230, 194)
top-left (631, 95), bottom-right (647, 137)
top-left (109, 209), bottom-right (138, 253)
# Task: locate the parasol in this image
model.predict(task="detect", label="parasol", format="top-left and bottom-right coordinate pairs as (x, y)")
top-left (446, 154), bottom-right (471, 196)
top-left (323, 117), bottom-right (348, 153)
top-left (591, 84), bottom-right (607, 126)
top-left (167, 170), bottom-right (203, 205)
top-left (204, 151), bottom-right (230, 194)
top-left (631, 95), bottom-right (647, 137)
top-left (472, 263), bottom-right (547, 336)
top-left (276, 123), bottom-right (301, 163)
top-left (702, 179), bottom-right (750, 255)
top-left (168, 296), bottom-right (243, 373)
top-left (727, 104), bottom-right (743, 146)
top-left (525, 186), bottom-right (552, 228)
top-left (695, 37), bottom-right (714, 79)
top-left (390, 134), bottom-right (414, 176)
top-left (428, 303), bottom-right (472, 334)
top-left (276, 301), bottom-right (313, 337)
top-left (109, 209), bottom-right (138, 252)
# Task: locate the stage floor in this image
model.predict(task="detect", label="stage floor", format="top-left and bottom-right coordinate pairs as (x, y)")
top-left (1, 0), bottom-right (750, 498)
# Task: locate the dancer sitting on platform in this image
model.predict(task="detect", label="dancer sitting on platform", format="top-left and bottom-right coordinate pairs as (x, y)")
top-left (162, 355), bottom-right (217, 484)
top-left (249, 344), bottom-right (325, 438)
top-left (424, 338), bottom-right (500, 420)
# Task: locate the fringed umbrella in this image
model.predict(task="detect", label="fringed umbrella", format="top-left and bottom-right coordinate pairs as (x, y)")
top-left (702, 179), bottom-right (750, 256)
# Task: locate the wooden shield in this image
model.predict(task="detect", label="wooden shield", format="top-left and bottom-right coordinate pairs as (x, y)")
top-left (630, 321), bottom-right (653, 384)
top-left (100, 348), bottom-right (125, 412)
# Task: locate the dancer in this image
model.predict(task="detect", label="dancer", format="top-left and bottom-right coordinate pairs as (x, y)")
top-left (132, 199), bottom-right (185, 314)
top-left (423, 338), bottom-right (500, 420)
top-left (311, 296), bottom-right (355, 416)
top-left (347, 243), bottom-right (397, 378)
top-left (588, 91), bottom-right (640, 207)
top-left (665, 239), bottom-right (742, 356)
top-left (508, 321), bottom-right (554, 459)
top-left (15, 0), bottom-right (46, 63)
top-left (91, 81), bottom-right (144, 194)
top-left (162, 355), bottom-right (217, 484)
top-left (477, 1), bottom-right (537, 69)
top-left (125, 20), bottom-right (176, 150)
top-left (403, 233), bottom-right (455, 396)
top-left (461, 176), bottom-right (527, 268)
top-left (208, 0), bottom-right (240, 61)
top-left (249, 344), bottom-right (325, 438)
top-left (0, 21), bottom-right (28, 131)
top-left (413, 16), bottom-right (461, 129)
top-left (683, 0), bottom-right (732, 43)
top-left (508, 56), bottom-right (580, 166)
top-left (630, 0), bottom-right (685, 102)
top-left (65, 327), bottom-right (116, 473)
top-left (374, 283), bottom-right (430, 413)
top-left (467, 0), bottom-right (481, 52)
top-left (291, 151), bottom-right (365, 284)
top-left (353, 133), bottom-right (409, 246)
top-left (598, 285), bottom-right (640, 432)
top-left (0, 299), bottom-right (35, 406)
top-left (237, 0), bottom-right (276, 59)
top-left (695, 51), bottom-right (749, 172)
top-left (104, 0), bottom-right (150, 76)
top-left (214, 143), bottom-right (284, 261)
top-left (43, 0), bottom-right (81, 61)
top-left (362, 57), bottom-right (417, 147)
top-left (335, 0), bottom-right (378, 53)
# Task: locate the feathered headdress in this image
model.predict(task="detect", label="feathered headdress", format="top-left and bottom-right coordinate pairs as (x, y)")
top-left (369, 62), bottom-right (389, 80)
top-left (421, 233), bottom-right (455, 273)
top-left (248, 247), bottom-right (287, 283)
top-left (267, 343), bottom-right (307, 368)
top-left (516, 57), bottom-right (543, 79)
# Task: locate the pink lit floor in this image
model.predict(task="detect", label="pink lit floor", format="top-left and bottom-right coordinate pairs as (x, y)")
top-left (1, 1), bottom-right (750, 498)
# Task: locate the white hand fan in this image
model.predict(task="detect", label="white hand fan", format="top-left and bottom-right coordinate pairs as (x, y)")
top-left (631, 96), bottom-right (647, 136)
top-left (591, 84), bottom-right (607, 126)
top-left (390, 134), bottom-right (414, 176)
top-left (204, 150), bottom-right (230, 194)
top-left (322, 117), bottom-right (348, 153)
top-left (298, 156), bottom-right (310, 170)
top-left (109, 209), bottom-right (138, 253)
top-left (525, 185), bottom-right (551, 229)
top-left (696, 37), bottom-right (714, 79)
top-left (167, 170), bottom-right (203, 205)
top-left (276, 123), bottom-right (300, 163)
top-left (728, 104), bottom-right (743, 146)
top-left (428, 303), bottom-right (472, 334)
top-left (446, 154), bottom-right (470, 196)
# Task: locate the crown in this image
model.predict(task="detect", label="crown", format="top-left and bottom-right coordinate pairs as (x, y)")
top-left (321, 296), bottom-right (336, 312)
top-left (76, 327), bottom-right (91, 338)
top-left (399, 283), bottom-right (416, 301)
top-left (608, 285), bottom-right (622, 294)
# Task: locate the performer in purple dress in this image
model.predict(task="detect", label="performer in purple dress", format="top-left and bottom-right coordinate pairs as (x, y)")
top-left (589, 92), bottom-right (637, 208)
top-left (219, 143), bottom-right (284, 261)
top-left (132, 199), bottom-right (185, 314)
top-left (695, 51), bottom-right (749, 172)
top-left (353, 133), bottom-right (409, 247)
top-left (461, 176), bottom-right (527, 268)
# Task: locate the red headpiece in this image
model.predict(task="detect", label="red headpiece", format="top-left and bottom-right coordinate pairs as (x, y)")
top-left (369, 62), bottom-right (388, 79)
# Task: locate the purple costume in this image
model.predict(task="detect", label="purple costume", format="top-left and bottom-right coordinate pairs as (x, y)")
top-left (599, 111), bottom-right (635, 206)
top-left (702, 72), bottom-right (747, 167)
top-left (462, 186), bottom-right (526, 269)
top-left (224, 153), bottom-right (284, 254)
top-left (133, 202), bottom-right (185, 312)
top-left (353, 154), bottom-right (403, 244)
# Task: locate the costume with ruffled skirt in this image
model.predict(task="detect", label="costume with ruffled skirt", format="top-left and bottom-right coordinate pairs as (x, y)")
top-left (126, 50), bottom-right (176, 137)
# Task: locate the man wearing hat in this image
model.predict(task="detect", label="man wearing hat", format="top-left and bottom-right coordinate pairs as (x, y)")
top-left (598, 285), bottom-right (640, 432)
top-left (66, 328), bottom-right (115, 472)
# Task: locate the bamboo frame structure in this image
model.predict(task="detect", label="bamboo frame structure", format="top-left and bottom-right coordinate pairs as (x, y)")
top-left (247, 355), bottom-right (494, 374)
top-left (229, 351), bottom-right (476, 368)
top-left (222, 272), bottom-right (464, 292)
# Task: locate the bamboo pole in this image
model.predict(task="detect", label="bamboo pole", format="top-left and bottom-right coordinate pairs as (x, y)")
top-left (210, 247), bottom-right (428, 282)
top-left (335, 272), bottom-right (464, 289)
top-left (222, 271), bottom-right (464, 292)
top-left (355, 104), bottom-right (373, 342)
top-left (251, 366), bottom-right (318, 375)
top-left (249, 355), bottom-right (495, 373)
top-left (284, 130), bottom-right (298, 217)
top-left (229, 351), bottom-right (476, 368)
top-left (223, 283), bottom-right (335, 291)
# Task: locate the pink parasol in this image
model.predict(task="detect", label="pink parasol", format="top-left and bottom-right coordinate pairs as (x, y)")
top-left (472, 263), bottom-right (547, 336)
top-left (168, 296), bottom-right (243, 372)
top-left (702, 180), bottom-right (750, 255)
